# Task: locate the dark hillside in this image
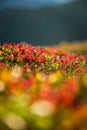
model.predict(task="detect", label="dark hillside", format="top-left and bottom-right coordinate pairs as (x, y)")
top-left (0, 1), bottom-right (87, 45)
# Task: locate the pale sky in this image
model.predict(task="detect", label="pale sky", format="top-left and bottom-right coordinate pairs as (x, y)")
top-left (0, 0), bottom-right (76, 9)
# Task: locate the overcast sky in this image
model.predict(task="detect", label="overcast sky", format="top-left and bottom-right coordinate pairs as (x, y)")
top-left (0, 0), bottom-right (76, 9)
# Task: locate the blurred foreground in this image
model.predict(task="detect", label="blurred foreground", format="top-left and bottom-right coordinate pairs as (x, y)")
top-left (0, 42), bottom-right (87, 130)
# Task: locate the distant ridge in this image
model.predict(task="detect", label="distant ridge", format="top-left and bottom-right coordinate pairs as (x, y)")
top-left (0, 1), bottom-right (87, 45)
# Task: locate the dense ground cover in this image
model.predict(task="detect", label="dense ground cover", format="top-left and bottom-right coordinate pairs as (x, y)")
top-left (0, 43), bottom-right (87, 130)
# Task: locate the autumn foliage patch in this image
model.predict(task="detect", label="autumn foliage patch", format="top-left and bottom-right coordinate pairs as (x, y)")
top-left (0, 43), bottom-right (87, 130)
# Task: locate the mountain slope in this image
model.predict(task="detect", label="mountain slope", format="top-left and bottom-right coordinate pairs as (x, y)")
top-left (0, 2), bottom-right (87, 45)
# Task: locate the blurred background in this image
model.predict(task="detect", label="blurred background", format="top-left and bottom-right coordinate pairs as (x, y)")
top-left (0, 0), bottom-right (87, 45)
